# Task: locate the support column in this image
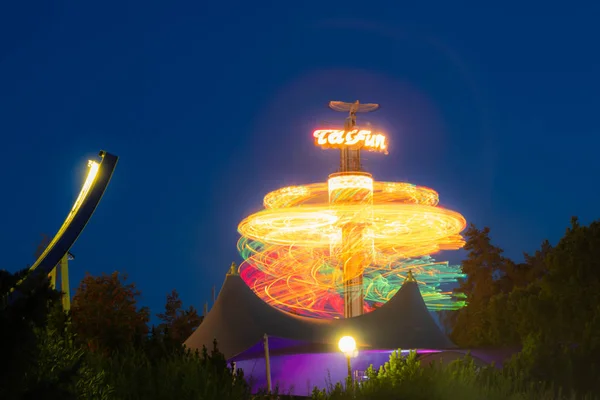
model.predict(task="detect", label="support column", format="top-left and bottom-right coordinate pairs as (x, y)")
top-left (328, 173), bottom-right (374, 318)
top-left (60, 255), bottom-right (71, 311)
top-left (264, 334), bottom-right (272, 393)
top-left (49, 267), bottom-right (57, 290)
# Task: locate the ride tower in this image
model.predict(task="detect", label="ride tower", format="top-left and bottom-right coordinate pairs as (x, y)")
top-left (315, 100), bottom-right (387, 318)
top-left (237, 103), bottom-right (466, 319)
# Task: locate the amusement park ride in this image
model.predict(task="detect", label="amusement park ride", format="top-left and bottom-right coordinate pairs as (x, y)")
top-left (322, 100), bottom-right (384, 318)
top-left (237, 101), bottom-right (467, 319)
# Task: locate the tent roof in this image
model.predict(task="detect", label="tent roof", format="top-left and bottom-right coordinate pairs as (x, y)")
top-left (185, 274), bottom-right (455, 359)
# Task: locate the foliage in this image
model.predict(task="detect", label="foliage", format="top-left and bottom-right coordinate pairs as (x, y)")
top-left (1, 267), bottom-right (112, 399)
top-left (444, 217), bottom-right (600, 396)
top-left (3, 267), bottom-right (250, 400)
top-left (444, 224), bottom-right (515, 347)
top-left (504, 218), bottom-right (600, 395)
top-left (0, 267), bottom-right (62, 399)
top-left (311, 350), bottom-right (589, 400)
top-left (5, 218), bottom-right (600, 398)
top-left (71, 271), bottom-right (149, 353)
top-left (157, 289), bottom-right (203, 343)
top-left (22, 315), bottom-right (113, 399)
top-left (88, 340), bottom-right (250, 400)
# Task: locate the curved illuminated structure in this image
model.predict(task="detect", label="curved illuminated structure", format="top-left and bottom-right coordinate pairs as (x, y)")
top-left (237, 100), bottom-right (466, 319)
top-left (3, 151), bottom-right (118, 308)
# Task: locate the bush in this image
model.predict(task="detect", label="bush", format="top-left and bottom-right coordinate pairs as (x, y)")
top-left (22, 325), bottom-right (112, 400)
top-left (89, 340), bottom-right (251, 400)
top-left (311, 350), bottom-right (594, 400)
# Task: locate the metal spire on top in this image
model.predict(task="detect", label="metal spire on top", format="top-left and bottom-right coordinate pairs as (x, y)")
top-left (228, 262), bottom-right (239, 276)
top-left (327, 100), bottom-right (380, 172)
top-left (405, 270), bottom-right (417, 283)
top-left (328, 100), bottom-right (379, 131)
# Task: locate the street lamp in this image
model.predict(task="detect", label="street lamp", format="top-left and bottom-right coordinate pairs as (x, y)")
top-left (338, 336), bottom-right (357, 384)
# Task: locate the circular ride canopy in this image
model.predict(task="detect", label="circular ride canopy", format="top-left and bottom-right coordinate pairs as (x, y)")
top-left (238, 180), bottom-right (467, 318)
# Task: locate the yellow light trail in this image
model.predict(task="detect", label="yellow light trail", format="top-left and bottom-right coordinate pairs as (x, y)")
top-left (237, 177), bottom-right (466, 317)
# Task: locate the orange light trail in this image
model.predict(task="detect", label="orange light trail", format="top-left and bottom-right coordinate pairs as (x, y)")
top-left (237, 178), bottom-right (467, 318)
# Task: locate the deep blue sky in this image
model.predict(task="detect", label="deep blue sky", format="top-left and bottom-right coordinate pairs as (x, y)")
top-left (1, 1), bottom-right (598, 319)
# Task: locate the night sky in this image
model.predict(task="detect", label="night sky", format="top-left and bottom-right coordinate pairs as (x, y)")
top-left (1, 1), bottom-right (599, 319)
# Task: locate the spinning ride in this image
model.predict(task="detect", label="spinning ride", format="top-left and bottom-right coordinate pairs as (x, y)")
top-left (237, 101), bottom-right (466, 318)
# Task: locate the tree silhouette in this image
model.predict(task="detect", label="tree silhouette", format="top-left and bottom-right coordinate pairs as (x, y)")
top-left (71, 272), bottom-right (149, 354)
top-left (157, 289), bottom-right (202, 343)
top-left (445, 224), bottom-right (512, 346)
top-left (444, 217), bottom-right (600, 394)
top-left (505, 217), bottom-right (600, 394)
top-left (0, 268), bottom-right (61, 398)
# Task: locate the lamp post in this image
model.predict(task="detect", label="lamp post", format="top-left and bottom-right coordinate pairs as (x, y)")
top-left (338, 336), bottom-right (357, 385)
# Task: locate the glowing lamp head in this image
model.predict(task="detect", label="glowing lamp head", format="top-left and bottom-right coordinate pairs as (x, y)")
top-left (338, 335), bottom-right (357, 355)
